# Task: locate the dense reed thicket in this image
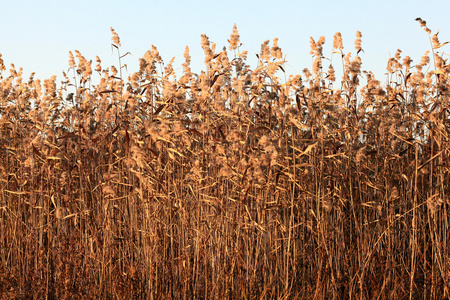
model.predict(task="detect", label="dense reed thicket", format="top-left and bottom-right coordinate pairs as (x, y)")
top-left (0, 19), bottom-right (449, 299)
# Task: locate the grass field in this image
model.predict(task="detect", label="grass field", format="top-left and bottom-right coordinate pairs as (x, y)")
top-left (0, 19), bottom-right (449, 299)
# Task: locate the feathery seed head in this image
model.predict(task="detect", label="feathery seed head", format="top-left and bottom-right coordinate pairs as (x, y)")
top-left (0, 53), bottom-right (5, 71)
top-left (309, 37), bottom-right (318, 56)
top-left (68, 51), bottom-right (75, 69)
top-left (328, 64), bottom-right (336, 82)
top-left (271, 38), bottom-right (283, 59)
top-left (201, 34), bottom-right (213, 64)
top-left (432, 31), bottom-right (441, 49)
top-left (415, 17), bottom-right (432, 34)
top-left (110, 27), bottom-right (121, 47)
top-left (229, 23), bottom-right (240, 51)
top-left (333, 32), bottom-right (343, 51)
top-left (260, 40), bottom-right (270, 61)
top-left (403, 56), bottom-right (412, 69)
top-left (355, 31), bottom-right (362, 52)
top-left (420, 50), bottom-right (430, 66)
top-left (95, 56), bottom-right (102, 73)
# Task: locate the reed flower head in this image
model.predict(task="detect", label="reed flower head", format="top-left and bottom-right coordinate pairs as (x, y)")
top-left (395, 49), bottom-right (402, 61)
top-left (416, 17), bottom-right (432, 34)
top-left (229, 23), bottom-right (240, 51)
top-left (271, 38), bottom-right (283, 60)
top-left (333, 32), bottom-right (343, 51)
top-left (151, 45), bottom-right (163, 63)
top-left (420, 50), bottom-right (430, 66)
top-left (111, 65), bottom-right (118, 76)
top-left (0, 53), bottom-right (4, 72)
top-left (402, 56), bottom-right (412, 69)
top-left (303, 68), bottom-right (311, 81)
top-left (68, 51), bottom-right (75, 69)
top-left (184, 46), bottom-right (191, 64)
top-left (309, 37), bottom-right (318, 56)
top-left (355, 31), bottom-right (362, 52)
top-left (95, 56), bottom-right (102, 73)
top-left (313, 56), bottom-right (322, 76)
top-left (110, 27), bottom-right (121, 47)
top-left (260, 40), bottom-right (270, 61)
top-left (84, 60), bottom-right (92, 79)
top-left (328, 64), bottom-right (336, 82)
top-left (432, 31), bottom-right (441, 49)
top-left (201, 34), bottom-right (213, 64)
top-left (317, 36), bottom-right (325, 55)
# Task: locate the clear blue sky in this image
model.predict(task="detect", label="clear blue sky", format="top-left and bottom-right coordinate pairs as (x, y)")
top-left (1, 0), bottom-right (450, 87)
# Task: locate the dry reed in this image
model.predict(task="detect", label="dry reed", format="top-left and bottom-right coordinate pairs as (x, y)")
top-left (0, 19), bottom-right (449, 299)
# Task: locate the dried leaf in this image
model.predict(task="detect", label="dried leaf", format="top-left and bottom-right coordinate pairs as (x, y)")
top-left (57, 132), bottom-right (78, 140)
top-left (99, 90), bottom-right (118, 94)
top-left (32, 144), bottom-right (42, 158)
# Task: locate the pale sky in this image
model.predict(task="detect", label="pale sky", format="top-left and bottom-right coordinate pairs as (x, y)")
top-left (1, 0), bottom-right (449, 88)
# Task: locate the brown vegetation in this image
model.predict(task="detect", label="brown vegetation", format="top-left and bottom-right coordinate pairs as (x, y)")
top-left (0, 19), bottom-right (449, 299)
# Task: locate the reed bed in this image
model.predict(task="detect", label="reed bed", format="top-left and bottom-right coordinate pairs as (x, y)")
top-left (0, 19), bottom-right (449, 299)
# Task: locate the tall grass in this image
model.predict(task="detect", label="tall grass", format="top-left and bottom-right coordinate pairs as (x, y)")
top-left (0, 19), bottom-right (449, 299)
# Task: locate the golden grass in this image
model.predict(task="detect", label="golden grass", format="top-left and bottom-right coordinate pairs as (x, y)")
top-left (0, 19), bottom-right (449, 299)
